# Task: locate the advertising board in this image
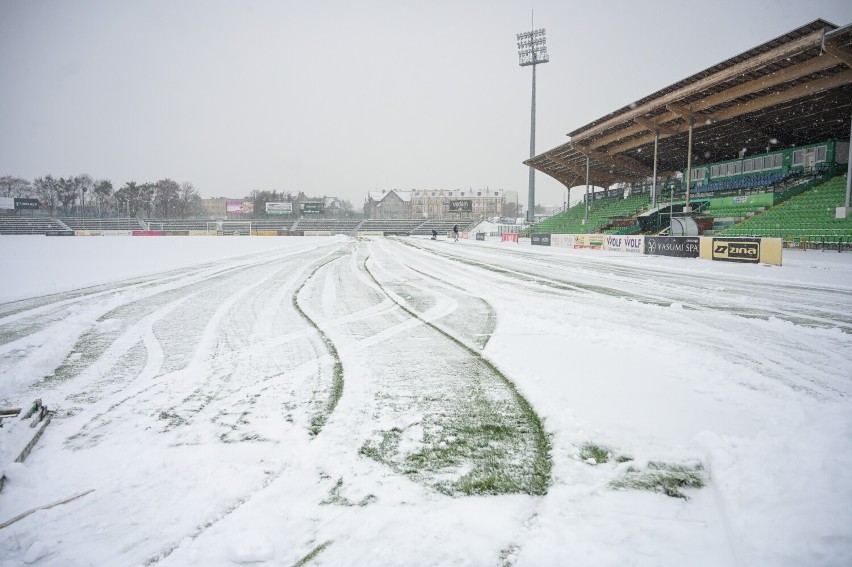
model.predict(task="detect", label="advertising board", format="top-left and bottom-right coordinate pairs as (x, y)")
top-left (14, 198), bottom-right (40, 210)
top-left (711, 238), bottom-right (761, 263)
top-left (0, 197), bottom-right (13, 210)
top-left (475, 233), bottom-right (485, 241)
top-left (530, 233), bottom-right (551, 246)
top-left (501, 233), bottom-right (519, 243)
top-left (573, 234), bottom-right (603, 249)
top-left (227, 201), bottom-right (253, 214)
top-left (449, 199), bottom-right (473, 212)
top-left (300, 202), bottom-right (325, 214)
top-left (603, 235), bottom-right (644, 253)
top-left (266, 202), bottom-right (292, 214)
top-left (644, 236), bottom-right (700, 258)
top-left (550, 234), bottom-right (575, 248)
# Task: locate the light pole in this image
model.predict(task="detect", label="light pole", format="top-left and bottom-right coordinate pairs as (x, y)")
top-left (517, 25), bottom-right (549, 224)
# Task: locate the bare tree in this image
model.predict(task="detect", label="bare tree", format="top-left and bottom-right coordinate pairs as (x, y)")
top-left (0, 176), bottom-right (33, 198)
top-left (74, 174), bottom-right (94, 216)
top-left (138, 183), bottom-right (155, 217)
top-left (93, 179), bottom-right (113, 217)
top-left (114, 181), bottom-right (139, 216)
top-left (56, 177), bottom-right (78, 215)
top-left (153, 178), bottom-right (180, 218)
top-left (177, 182), bottom-right (202, 218)
top-left (33, 175), bottom-right (59, 214)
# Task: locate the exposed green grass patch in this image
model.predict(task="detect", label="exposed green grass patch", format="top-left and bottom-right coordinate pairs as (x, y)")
top-left (611, 461), bottom-right (706, 499)
top-left (360, 388), bottom-right (550, 497)
top-left (579, 443), bottom-right (611, 464)
top-left (157, 410), bottom-right (187, 429)
top-left (292, 540), bottom-right (332, 567)
top-left (320, 478), bottom-right (376, 507)
top-left (498, 544), bottom-right (520, 567)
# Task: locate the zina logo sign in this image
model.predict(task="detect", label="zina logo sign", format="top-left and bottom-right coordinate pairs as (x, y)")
top-left (712, 239), bottom-right (760, 263)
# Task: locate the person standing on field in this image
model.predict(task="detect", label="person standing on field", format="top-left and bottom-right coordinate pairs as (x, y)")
top-left (453, 224), bottom-right (459, 242)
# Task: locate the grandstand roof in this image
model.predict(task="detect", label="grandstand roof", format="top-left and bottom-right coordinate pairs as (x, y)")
top-left (526, 19), bottom-right (852, 188)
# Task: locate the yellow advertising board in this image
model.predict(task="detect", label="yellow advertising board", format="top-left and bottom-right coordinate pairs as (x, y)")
top-left (700, 237), bottom-right (782, 266)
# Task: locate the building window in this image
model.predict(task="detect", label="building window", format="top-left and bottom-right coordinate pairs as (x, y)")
top-left (792, 150), bottom-right (804, 166)
top-left (743, 159), bottom-right (753, 173)
top-left (816, 145), bottom-right (827, 162)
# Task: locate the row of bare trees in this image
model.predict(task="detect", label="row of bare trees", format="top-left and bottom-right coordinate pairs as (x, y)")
top-left (0, 175), bottom-right (202, 218)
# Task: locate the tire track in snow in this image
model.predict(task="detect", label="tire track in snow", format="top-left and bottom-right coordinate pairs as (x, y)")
top-left (404, 239), bottom-right (852, 399)
top-left (56, 242), bottom-right (349, 448)
top-left (291, 246), bottom-right (353, 436)
top-left (368, 238), bottom-right (497, 350)
top-left (360, 240), bottom-right (552, 496)
top-left (146, 245), bottom-right (351, 440)
top-left (409, 239), bottom-right (852, 332)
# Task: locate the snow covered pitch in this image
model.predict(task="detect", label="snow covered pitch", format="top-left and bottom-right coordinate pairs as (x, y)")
top-left (1, 235), bottom-right (851, 566)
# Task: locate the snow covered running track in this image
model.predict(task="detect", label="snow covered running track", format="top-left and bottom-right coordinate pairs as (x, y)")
top-left (1, 235), bottom-right (851, 567)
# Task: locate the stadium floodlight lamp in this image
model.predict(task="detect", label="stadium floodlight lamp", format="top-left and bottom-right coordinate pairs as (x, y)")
top-left (517, 28), bottom-right (549, 67)
top-left (517, 24), bottom-right (550, 222)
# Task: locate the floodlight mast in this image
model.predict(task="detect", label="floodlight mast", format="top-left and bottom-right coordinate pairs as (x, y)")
top-left (517, 27), bottom-right (549, 223)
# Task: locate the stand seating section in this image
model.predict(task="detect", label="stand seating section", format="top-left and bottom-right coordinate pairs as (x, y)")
top-left (722, 175), bottom-right (851, 238)
top-left (0, 217), bottom-right (70, 235)
top-left (692, 172), bottom-right (792, 194)
top-left (533, 193), bottom-right (651, 234)
top-left (411, 220), bottom-right (470, 235)
top-left (61, 217), bottom-right (146, 230)
top-left (294, 219), bottom-right (361, 232)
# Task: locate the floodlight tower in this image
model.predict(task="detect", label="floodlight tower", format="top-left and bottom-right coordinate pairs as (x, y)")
top-left (517, 26), bottom-right (549, 223)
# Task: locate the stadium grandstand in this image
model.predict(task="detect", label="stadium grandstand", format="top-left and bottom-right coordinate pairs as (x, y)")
top-left (410, 220), bottom-right (468, 236)
top-left (0, 216), bottom-right (71, 235)
top-left (293, 218), bottom-right (362, 234)
top-left (60, 217), bottom-right (146, 231)
top-left (525, 19), bottom-right (852, 249)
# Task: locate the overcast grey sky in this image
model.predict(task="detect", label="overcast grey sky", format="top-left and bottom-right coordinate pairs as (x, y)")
top-left (2, 0), bottom-right (851, 206)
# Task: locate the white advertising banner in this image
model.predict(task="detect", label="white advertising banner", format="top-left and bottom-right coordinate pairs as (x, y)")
top-left (266, 202), bottom-right (293, 214)
top-left (0, 197), bottom-right (14, 210)
top-left (550, 234), bottom-right (575, 248)
top-left (602, 234), bottom-right (644, 253)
